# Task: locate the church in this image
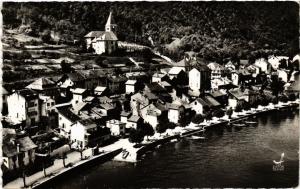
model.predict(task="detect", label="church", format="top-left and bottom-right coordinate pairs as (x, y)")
top-left (84, 12), bottom-right (118, 55)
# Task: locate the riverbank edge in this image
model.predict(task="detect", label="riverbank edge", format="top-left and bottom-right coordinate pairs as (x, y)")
top-left (31, 148), bottom-right (122, 189)
top-left (136, 101), bottom-right (300, 159)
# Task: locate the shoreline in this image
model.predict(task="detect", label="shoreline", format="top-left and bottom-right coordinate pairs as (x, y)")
top-left (136, 100), bottom-right (299, 159)
top-left (4, 100), bottom-right (299, 189)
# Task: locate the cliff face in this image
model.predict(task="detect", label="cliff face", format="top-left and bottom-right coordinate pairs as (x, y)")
top-left (2, 2), bottom-right (299, 61)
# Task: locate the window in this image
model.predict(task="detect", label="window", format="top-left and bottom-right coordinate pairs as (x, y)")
top-left (47, 103), bottom-right (50, 107)
top-left (28, 102), bottom-right (35, 107)
top-left (51, 102), bottom-right (55, 106)
top-left (62, 123), bottom-right (65, 129)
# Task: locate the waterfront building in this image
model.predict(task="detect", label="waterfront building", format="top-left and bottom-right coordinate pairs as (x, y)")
top-left (57, 106), bottom-right (80, 139)
top-left (70, 119), bottom-right (110, 148)
top-left (106, 119), bottom-right (126, 136)
top-left (127, 115), bottom-right (143, 129)
top-left (167, 103), bottom-right (184, 124)
top-left (7, 89), bottom-right (40, 126)
top-left (3, 130), bottom-right (37, 171)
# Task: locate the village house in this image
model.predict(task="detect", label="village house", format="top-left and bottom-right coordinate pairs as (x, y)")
top-left (120, 111), bottom-right (132, 125)
top-left (84, 12), bottom-right (118, 55)
top-left (107, 75), bottom-right (127, 94)
top-left (126, 115), bottom-right (143, 129)
top-left (140, 103), bottom-right (162, 129)
top-left (70, 119), bottom-right (110, 148)
top-left (207, 62), bottom-right (225, 79)
top-left (3, 129), bottom-right (37, 171)
top-left (94, 86), bottom-right (109, 97)
top-left (7, 89), bottom-right (40, 126)
top-left (130, 92), bottom-right (150, 116)
top-left (210, 90), bottom-right (228, 106)
top-left (106, 119), bottom-right (126, 136)
top-left (167, 103), bottom-right (185, 124)
top-left (277, 69), bottom-right (288, 83)
top-left (25, 77), bottom-right (59, 98)
top-left (59, 73), bottom-right (86, 90)
top-left (254, 58), bottom-right (271, 74)
top-left (168, 67), bottom-right (185, 80)
top-left (225, 61), bottom-right (236, 71)
top-left (71, 88), bottom-right (87, 107)
top-left (39, 95), bottom-right (55, 117)
top-left (228, 88), bottom-right (258, 108)
top-left (188, 63), bottom-right (211, 93)
top-left (190, 96), bottom-right (221, 115)
top-left (152, 72), bottom-right (169, 83)
top-left (268, 55), bottom-right (289, 70)
top-left (125, 79), bottom-right (139, 94)
top-left (57, 106), bottom-right (80, 139)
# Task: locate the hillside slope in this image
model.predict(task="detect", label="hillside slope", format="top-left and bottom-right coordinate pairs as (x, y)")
top-left (2, 2), bottom-right (299, 61)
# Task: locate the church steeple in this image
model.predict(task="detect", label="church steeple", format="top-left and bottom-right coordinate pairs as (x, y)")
top-left (105, 11), bottom-right (117, 33)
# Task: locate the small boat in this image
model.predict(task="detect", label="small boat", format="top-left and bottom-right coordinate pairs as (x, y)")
top-left (170, 139), bottom-right (178, 142)
top-left (245, 121), bottom-right (258, 124)
top-left (232, 123), bottom-right (246, 127)
top-left (190, 135), bottom-right (206, 140)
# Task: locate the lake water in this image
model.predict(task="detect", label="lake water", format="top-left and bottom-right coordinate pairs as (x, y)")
top-left (47, 109), bottom-right (299, 188)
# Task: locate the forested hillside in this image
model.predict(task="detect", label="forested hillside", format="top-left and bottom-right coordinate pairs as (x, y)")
top-left (2, 1), bottom-right (299, 62)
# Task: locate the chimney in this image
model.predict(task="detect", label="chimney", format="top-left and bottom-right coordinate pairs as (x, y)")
top-left (17, 143), bottom-right (20, 153)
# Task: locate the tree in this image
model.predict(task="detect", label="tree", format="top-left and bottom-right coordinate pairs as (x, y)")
top-left (191, 114), bottom-right (204, 124)
top-left (226, 107), bottom-right (233, 119)
top-left (288, 93), bottom-right (296, 101)
top-left (128, 128), bottom-right (143, 143)
top-left (156, 123), bottom-right (168, 135)
top-left (60, 60), bottom-right (72, 73)
top-left (212, 109), bottom-right (225, 118)
top-left (138, 122), bottom-right (154, 140)
top-left (235, 103), bottom-right (243, 113)
top-left (279, 94), bottom-right (288, 103)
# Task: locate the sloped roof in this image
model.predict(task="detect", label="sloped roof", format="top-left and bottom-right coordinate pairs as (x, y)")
top-left (57, 107), bottom-right (81, 122)
top-left (194, 98), bottom-right (210, 107)
top-left (125, 80), bottom-right (137, 85)
top-left (72, 102), bottom-right (88, 113)
top-left (95, 86), bottom-right (107, 92)
top-left (2, 87), bottom-right (9, 95)
top-left (204, 96), bottom-right (221, 107)
top-left (84, 31), bottom-right (105, 38)
top-left (17, 89), bottom-right (38, 100)
top-left (17, 136), bottom-right (37, 152)
top-left (228, 88), bottom-right (250, 101)
top-left (99, 103), bottom-right (114, 110)
top-left (72, 88), bottom-right (86, 94)
top-left (207, 62), bottom-right (225, 71)
top-left (210, 90), bottom-right (226, 98)
top-left (26, 77), bottom-right (55, 90)
top-left (101, 32), bottom-right (118, 41)
top-left (167, 103), bottom-right (181, 110)
top-left (146, 82), bottom-right (166, 93)
top-left (67, 72), bottom-right (85, 82)
top-left (78, 119), bottom-right (97, 129)
top-left (128, 115), bottom-right (141, 122)
top-left (168, 67), bottom-right (185, 75)
top-left (120, 111), bottom-right (131, 117)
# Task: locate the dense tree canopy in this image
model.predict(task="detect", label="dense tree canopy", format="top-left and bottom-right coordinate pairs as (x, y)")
top-left (3, 2), bottom-right (299, 62)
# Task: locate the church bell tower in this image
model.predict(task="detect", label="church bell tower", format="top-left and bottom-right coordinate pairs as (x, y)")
top-left (105, 11), bottom-right (117, 33)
